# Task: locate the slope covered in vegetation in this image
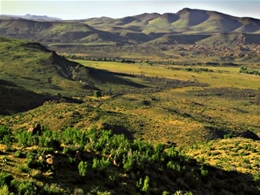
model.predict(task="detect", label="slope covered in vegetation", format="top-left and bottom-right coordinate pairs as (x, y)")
top-left (0, 36), bottom-right (259, 195)
top-left (0, 125), bottom-right (259, 195)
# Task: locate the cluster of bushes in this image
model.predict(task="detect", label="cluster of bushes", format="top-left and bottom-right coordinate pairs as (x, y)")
top-left (240, 66), bottom-right (260, 75)
top-left (138, 74), bottom-right (208, 89)
top-left (184, 67), bottom-right (213, 73)
top-left (67, 55), bottom-right (135, 64)
top-left (0, 125), bottom-right (259, 194)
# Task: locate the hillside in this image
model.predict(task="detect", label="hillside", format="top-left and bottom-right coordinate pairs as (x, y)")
top-left (0, 37), bottom-right (95, 96)
top-left (0, 37), bottom-right (150, 96)
top-left (0, 125), bottom-right (259, 194)
top-left (1, 37), bottom-right (259, 144)
top-left (1, 8), bottom-right (260, 56)
top-left (1, 37), bottom-right (209, 115)
top-left (0, 35), bottom-right (260, 194)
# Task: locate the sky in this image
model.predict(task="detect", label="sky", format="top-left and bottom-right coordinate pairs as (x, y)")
top-left (1, 0), bottom-right (260, 20)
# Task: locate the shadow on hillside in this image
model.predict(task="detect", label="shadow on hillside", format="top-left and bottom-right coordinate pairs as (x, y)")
top-left (191, 87), bottom-right (260, 103)
top-left (0, 85), bottom-right (48, 115)
top-left (88, 67), bottom-right (148, 88)
top-left (88, 67), bottom-right (208, 96)
top-left (204, 125), bottom-right (260, 140)
top-left (0, 79), bottom-right (82, 115)
top-left (0, 79), bottom-right (18, 87)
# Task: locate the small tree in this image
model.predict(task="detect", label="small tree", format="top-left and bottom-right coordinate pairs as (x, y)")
top-left (0, 184), bottom-right (9, 195)
top-left (78, 161), bottom-right (88, 177)
top-left (94, 90), bottom-right (102, 99)
top-left (142, 176), bottom-right (150, 192)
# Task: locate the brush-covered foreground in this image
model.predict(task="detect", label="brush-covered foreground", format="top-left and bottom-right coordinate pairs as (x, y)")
top-left (0, 37), bottom-right (260, 194)
top-left (0, 126), bottom-right (259, 195)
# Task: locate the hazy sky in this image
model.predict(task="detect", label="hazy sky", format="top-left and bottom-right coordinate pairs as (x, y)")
top-left (1, 0), bottom-right (260, 20)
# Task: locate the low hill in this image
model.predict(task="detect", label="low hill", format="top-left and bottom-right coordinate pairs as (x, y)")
top-left (0, 37), bottom-right (150, 96)
top-left (0, 37), bottom-right (93, 96)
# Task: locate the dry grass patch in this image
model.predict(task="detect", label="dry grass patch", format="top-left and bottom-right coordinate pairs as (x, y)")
top-left (184, 138), bottom-right (260, 175)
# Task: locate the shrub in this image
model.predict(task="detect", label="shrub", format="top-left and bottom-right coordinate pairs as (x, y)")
top-left (18, 165), bottom-right (30, 173)
top-left (0, 126), bottom-right (10, 140)
top-left (0, 171), bottom-right (13, 187)
top-left (16, 131), bottom-right (38, 147)
top-left (43, 183), bottom-right (64, 194)
top-left (78, 161), bottom-right (88, 177)
top-left (162, 191), bottom-right (170, 195)
top-left (92, 157), bottom-right (111, 171)
top-left (96, 191), bottom-right (113, 195)
top-left (141, 176), bottom-right (150, 192)
top-left (123, 155), bottom-right (134, 172)
top-left (200, 166), bottom-right (209, 177)
top-left (0, 184), bottom-right (9, 195)
top-left (11, 180), bottom-right (37, 195)
top-left (136, 176), bottom-right (150, 192)
top-left (14, 151), bottom-right (26, 158)
top-left (94, 91), bottom-right (102, 99)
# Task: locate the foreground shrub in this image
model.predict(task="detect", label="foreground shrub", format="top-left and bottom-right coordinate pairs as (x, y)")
top-left (78, 161), bottom-right (88, 177)
top-left (0, 184), bottom-right (9, 195)
top-left (11, 180), bottom-right (37, 195)
top-left (0, 171), bottom-right (13, 187)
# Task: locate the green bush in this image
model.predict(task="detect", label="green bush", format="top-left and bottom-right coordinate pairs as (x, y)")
top-left (94, 90), bottom-right (102, 99)
top-left (0, 171), bottom-right (13, 187)
top-left (0, 126), bottom-right (12, 146)
top-left (0, 126), bottom-right (9, 140)
top-left (0, 184), bottom-right (9, 195)
top-left (141, 176), bottom-right (150, 192)
top-left (200, 166), bottom-right (209, 177)
top-left (11, 180), bottom-right (37, 195)
top-left (78, 161), bottom-right (88, 177)
top-left (43, 183), bottom-right (64, 194)
top-left (92, 157), bottom-right (111, 171)
top-left (18, 165), bottom-right (30, 173)
top-left (15, 131), bottom-right (38, 147)
top-left (14, 151), bottom-right (26, 158)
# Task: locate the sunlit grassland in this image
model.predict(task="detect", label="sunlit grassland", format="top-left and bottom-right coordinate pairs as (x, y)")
top-left (3, 58), bottom-right (258, 146)
top-left (72, 60), bottom-right (260, 140)
top-left (75, 59), bottom-right (260, 90)
top-left (0, 92), bottom-right (213, 145)
top-left (1, 37), bottom-right (259, 147)
top-left (184, 138), bottom-right (260, 176)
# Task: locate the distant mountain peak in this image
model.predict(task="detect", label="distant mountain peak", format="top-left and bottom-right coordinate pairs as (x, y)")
top-left (22, 14), bottom-right (62, 21)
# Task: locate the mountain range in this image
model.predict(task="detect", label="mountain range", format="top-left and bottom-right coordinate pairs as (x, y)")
top-left (1, 8), bottom-right (260, 53)
top-left (0, 14), bottom-right (62, 21)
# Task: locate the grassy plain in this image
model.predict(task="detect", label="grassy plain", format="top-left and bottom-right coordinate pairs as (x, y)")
top-left (70, 59), bottom-right (260, 142)
top-left (75, 59), bottom-right (260, 89)
top-left (1, 52), bottom-right (259, 145)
